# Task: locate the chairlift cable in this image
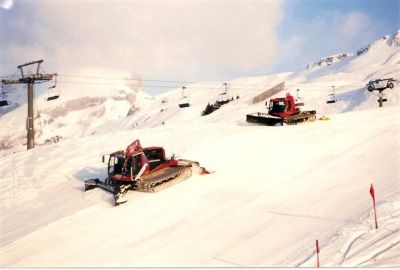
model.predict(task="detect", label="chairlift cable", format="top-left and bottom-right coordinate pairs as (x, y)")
top-left (55, 74), bottom-right (336, 87)
top-left (0, 71), bottom-right (379, 89)
top-left (0, 75), bottom-right (371, 93)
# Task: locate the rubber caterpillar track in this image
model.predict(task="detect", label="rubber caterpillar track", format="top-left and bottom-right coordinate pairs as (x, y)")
top-left (284, 112), bottom-right (317, 125)
top-left (137, 166), bottom-right (193, 192)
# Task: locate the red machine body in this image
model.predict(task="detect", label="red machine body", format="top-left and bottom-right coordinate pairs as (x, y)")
top-left (246, 92), bottom-right (316, 126)
top-left (85, 139), bottom-right (206, 206)
top-left (106, 140), bottom-right (181, 183)
top-left (267, 93), bottom-right (300, 119)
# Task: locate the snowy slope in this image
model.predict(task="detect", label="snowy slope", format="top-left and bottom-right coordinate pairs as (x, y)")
top-left (0, 67), bottom-right (149, 153)
top-left (0, 31), bottom-right (399, 267)
top-left (1, 32), bottom-right (399, 153)
top-left (88, 31), bottom-right (400, 134)
top-left (0, 106), bottom-right (398, 267)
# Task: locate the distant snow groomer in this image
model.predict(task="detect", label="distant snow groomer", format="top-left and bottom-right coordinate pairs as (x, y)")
top-left (246, 92), bottom-right (317, 126)
top-left (84, 139), bottom-right (209, 206)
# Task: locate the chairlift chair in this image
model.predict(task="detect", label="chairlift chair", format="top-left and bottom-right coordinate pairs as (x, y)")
top-left (216, 93), bottom-right (230, 106)
top-left (46, 73), bottom-right (60, 101)
top-left (178, 86), bottom-right (190, 108)
top-left (326, 86), bottom-right (338, 104)
top-left (47, 94), bottom-right (60, 101)
top-left (378, 92), bottom-right (388, 103)
top-left (216, 83), bottom-right (230, 106)
top-left (326, 94), bottom-right (338, 104)
top-left (295, 89), bottom-right (304, 107)
top-left (178, 96), bottom-right (190, 108)
top-left (0, 84), bottom-right (10, 107)
top-left (0, 100), bottom-right (9, 107)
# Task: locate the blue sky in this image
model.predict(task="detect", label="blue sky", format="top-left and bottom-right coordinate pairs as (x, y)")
top-left (0, 0), bottom-right (399, 96)
top-left (273, 0), bottom-right (399, 73)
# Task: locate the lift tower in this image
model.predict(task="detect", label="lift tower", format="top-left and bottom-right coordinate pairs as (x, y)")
top-left (1, 60), bottom-right (55, 150)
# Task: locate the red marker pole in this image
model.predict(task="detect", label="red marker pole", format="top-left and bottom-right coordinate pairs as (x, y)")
top-left (316, 239), bottom-right (320, 268)
top-left (370, 184), bottom-right (378, 229)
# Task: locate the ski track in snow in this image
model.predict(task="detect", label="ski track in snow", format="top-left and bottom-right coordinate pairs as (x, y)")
top-left (338, 231), bottom-right (366, 265)
top-left (296, 198), bottom-right (400, 267)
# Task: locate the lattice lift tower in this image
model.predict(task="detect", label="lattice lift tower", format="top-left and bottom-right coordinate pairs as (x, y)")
top-left (1, 60), bottom-right (56, 150)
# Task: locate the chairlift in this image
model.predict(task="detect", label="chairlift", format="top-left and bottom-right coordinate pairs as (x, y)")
top-left (295, 89), bottom-right (304, 107)
top-left (377, 92), bottom-right (388, 104)
top-left (367, 78), bottom-right (395, 92)
top-left (179, 97), bottom-right (190, 108)
top-left (0, 84), bottom-right (10, 107)
top-left (178, 86), bottom-right (190, 108)
top-left (217, 93), bottom-right (229, 104)
top-left (216, 82), bottom-right (230, 106)
top-left (46, 73), bottom-right (60, 101)
top-left (326, 85), bottom-right (338, 104)
top-left (0, 100), bottom-right (9, 107)
top-left (327, 96), bottom-right (338, 104)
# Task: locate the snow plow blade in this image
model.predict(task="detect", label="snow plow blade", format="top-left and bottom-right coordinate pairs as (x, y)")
top-left (84, 178), bottom-right (131, 206)
top-left (84, 178), bottom-right (117, 194)
top-left (246, 113), bottom-right (283, 126)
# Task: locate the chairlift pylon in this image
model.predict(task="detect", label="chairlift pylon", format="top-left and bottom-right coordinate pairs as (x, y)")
top-left (46, 73), bottom-right (60, 101)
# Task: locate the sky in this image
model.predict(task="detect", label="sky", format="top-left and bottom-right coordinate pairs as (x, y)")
top-left (274, 0), bottom-right (400, 72)
top-left (0, 0), bottom-right (399, 96)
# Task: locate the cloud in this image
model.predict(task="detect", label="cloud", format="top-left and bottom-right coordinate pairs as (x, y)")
top-left (0, 0), bottom-right (284, 83)
top-left (281, 35), bottom-right (307, 59)
top-left (273, 9), bottom-right (376, 72)
top-left (0, 0), bottom-right (13, 10)
top-left (332, 11), bottom-right (371, 42)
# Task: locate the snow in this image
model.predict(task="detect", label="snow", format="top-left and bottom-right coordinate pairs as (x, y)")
top-left (0, 71), bottom-right (150, 151)
top-left (0, 31), bottom-right (399, 267)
